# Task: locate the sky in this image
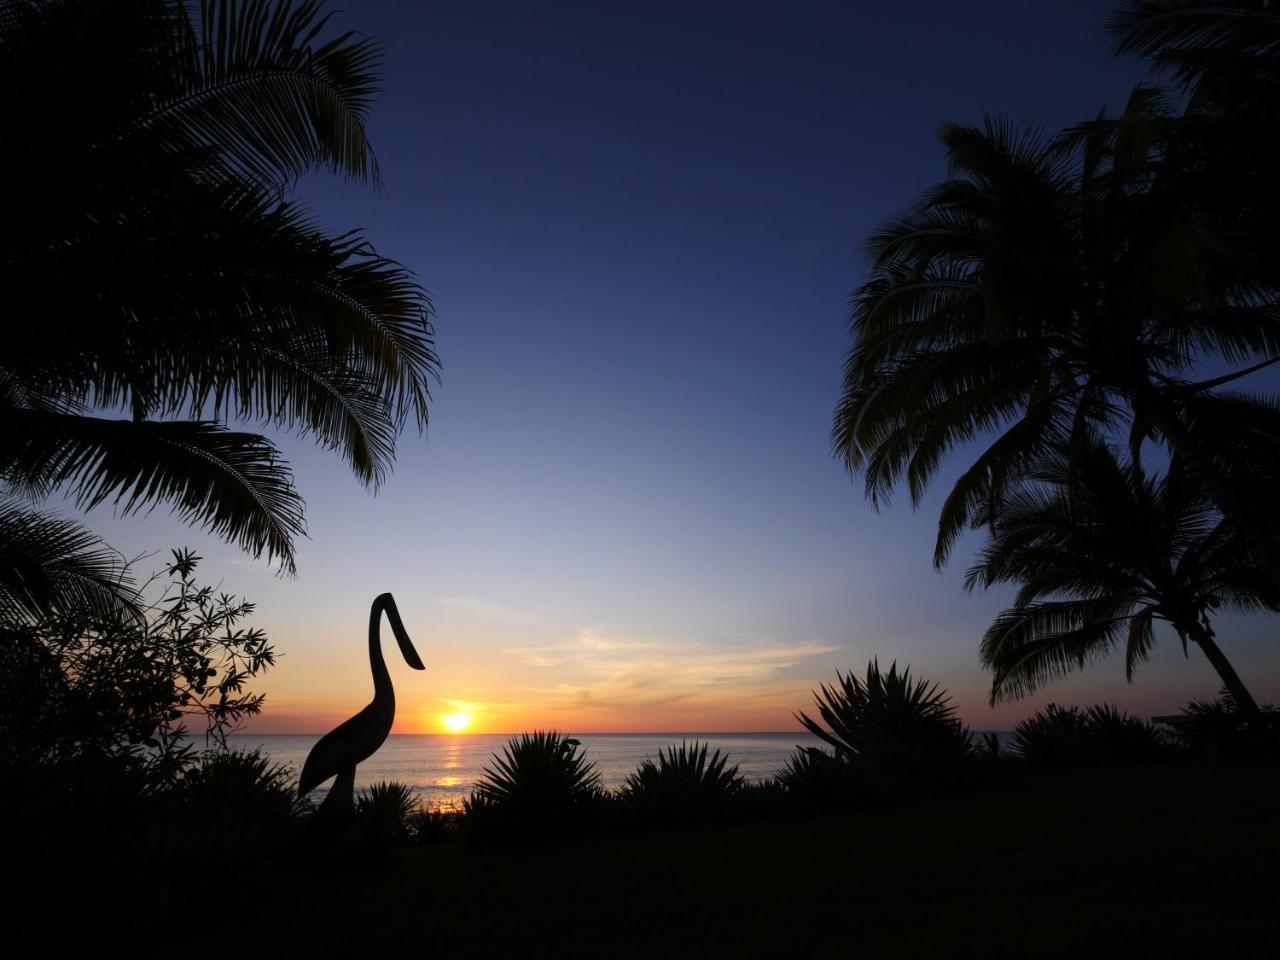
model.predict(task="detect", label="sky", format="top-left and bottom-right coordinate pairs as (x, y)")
top-left (85, 0), bottom-right (1280, 734)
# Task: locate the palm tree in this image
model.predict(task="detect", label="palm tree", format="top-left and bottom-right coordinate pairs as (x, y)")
top-left (831, 107), bottom-right (1280, 581)
top-left (1106, 1), bottom-right (1280, 115)
top-left (0, 0), bottom-right (438, 614)
top-left (1101, 1), bottom-right (1280, 562)
top-left (966, 439), bottom-right (1274, 718)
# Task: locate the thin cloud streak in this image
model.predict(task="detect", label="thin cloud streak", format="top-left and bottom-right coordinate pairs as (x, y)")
top-left (500, 629), bottom-right (841, 716)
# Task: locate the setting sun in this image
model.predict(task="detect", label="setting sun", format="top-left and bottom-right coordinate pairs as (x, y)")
top-left (441, 711), bottom-right (473, 733)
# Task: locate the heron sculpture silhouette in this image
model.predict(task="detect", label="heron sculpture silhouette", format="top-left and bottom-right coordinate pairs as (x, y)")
top-left (299, 593), bottom-right (425, 817)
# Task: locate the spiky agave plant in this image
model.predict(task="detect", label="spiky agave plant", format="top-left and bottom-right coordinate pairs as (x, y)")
top-left (776, 746), bottom-right (863, 813)
top-left (1010, 704), bottom-right (1093, 766)
top-left (407, 807), bottom-right (458, 845)
top-left (1012, 702), bottom-right (1166, 766)
top-left (622, 740), bottom-right (744, 822)
top-left (1081, 704), bottom-right (1166, 764)
top-left (355, 780), bottom-right (420, 845)
top-left (796, 659), bottom-right (971, 793)
top-left (468, 731), bottom-right (602, 838)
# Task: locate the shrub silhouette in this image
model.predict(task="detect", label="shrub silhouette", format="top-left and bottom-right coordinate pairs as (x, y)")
top-left (408, 808), bottom-right (459, 845)
top-left (1175, 690), bottom-right (1279, 760)
top-left (776, 746), bottom-right (864, 813)
top-left (622, 740), bottom-right (744, 824)
top-left (1081, 704), bottom-right (1166, 763)
top-left (355, 780), bottom-right (420, 846)
top-left (0, 549), bottom-right (275, 782)
top-left (160, 749), bottom-right (298, 856)
top-left (0, 551), bottom-right (276, 874)
top-left (131, 747), bottom-right (298, 915)
top-left (178, 748), bottom-right (300, 830)
top-left (1010, 705), bottom-right (1090, 765)
top-left (1011, 703), bottom-right (1164, 765)
top-left (466, 732), bottom-right (602, 841)
top-left (796, 660), bottom-right (972, 795)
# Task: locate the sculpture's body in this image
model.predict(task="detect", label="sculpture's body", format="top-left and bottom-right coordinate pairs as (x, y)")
top-left (299, 593), bottom-right (424, 816)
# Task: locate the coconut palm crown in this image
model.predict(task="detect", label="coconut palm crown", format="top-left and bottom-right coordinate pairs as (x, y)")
top-left (831, 108), bottom-right (1280, 575)
top-left (0, 0), bottom-right (439, 615)
top-left (967, 439), bottom-right (1276, 715)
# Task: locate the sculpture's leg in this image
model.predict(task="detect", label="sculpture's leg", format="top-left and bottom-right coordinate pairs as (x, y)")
top-left (314, 764), bottom-right (356, 823)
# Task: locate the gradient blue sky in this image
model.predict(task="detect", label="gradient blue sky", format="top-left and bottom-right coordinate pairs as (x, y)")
top-left (86, 0), bottom-right (1280, 732)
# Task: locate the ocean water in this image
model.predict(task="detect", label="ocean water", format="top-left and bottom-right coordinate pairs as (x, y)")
top-left (230, 733), bottom-right (826, 811)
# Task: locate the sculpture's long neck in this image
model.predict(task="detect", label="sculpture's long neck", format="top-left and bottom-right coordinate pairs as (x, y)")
top-left (369, 596), bottom-right (393, 708)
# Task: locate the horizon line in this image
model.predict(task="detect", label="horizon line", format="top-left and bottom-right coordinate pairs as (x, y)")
top-left (228, 729), bottom-right (1016, 737)
top-left (231, 730), bottom-right (822, 737)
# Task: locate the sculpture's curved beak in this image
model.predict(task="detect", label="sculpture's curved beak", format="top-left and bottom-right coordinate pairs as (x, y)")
top-left (380, 593), bottom-right (426, 670)
top-left (397, 627), bottom-right (425, 670)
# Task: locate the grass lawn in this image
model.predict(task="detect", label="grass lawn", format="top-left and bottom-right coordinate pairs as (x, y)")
top-left (233, 760), bottom-right (1279, 958)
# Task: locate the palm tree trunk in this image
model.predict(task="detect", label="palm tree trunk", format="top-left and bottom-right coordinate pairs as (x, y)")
top-left (1184, 622), bottom-right (1262, 721)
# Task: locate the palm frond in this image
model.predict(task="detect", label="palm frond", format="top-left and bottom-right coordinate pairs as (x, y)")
top-left (144, 0), bottom-right (382, 188)
top-left (1, 0), bottom-right (437, 577)
top-left (1124, 606), bottom-right (1157, 680)
top-left (1105, 1), bottom-right (1280, 94)
top-left (980, 597), bottom-right (1136, 703)
top-left (7, 181), bottom-right (437, 486)
top-left (0, 500), bottom-right (141, 622)
top-left (0, 410), bottom-right (305, 574)
top-left (834, 91), bottom-right (1280, 579)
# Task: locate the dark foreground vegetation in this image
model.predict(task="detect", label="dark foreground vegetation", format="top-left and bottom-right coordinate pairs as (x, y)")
top-left (4, 635), bottom-right (1275, 953)
top-left (8, 759), bottom-right (1276, 957)
top-left (3, 547), bottom-right (1274, 955)
top-left (257, 762), bottom-right (1280, 958)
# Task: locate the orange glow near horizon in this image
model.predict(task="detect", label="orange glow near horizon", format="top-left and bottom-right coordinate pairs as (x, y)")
top-left (235, 611), bottom-right (1258, 737)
